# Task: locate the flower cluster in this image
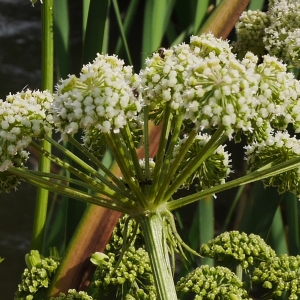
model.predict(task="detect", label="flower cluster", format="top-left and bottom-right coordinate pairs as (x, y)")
top-left (140, 34), bottom-right (262, 138)
top-left (255, 56), bottom-right (300, 133)
top-left (15, 249), bottom-right (60, 300)
top-left (140, 33), bottom-right (300, 141)
top-left (173, 133), bottom-right (232, 190)
top-left (232, 10), bottom-right (269, 58)
top-left (252, 254), bottom-right (300, 299)
top-left (50, 290), bottom-right (93, 300)
top-left (264, 0), bottom-right (300, 68)
top-left (200, 231), bottom-right (276, 269)
top-left (245, 131), bottom-right (300, 197)
top-left (0, 89), bottom-right (53, 192)
top-left (234, 0), bottom-right (300, 68)
top-left (52, 54), bottom-right (141, 141)
top-left (176, 265), bottom-right (250, 299)
top-left (105, 214), bottom-right (143, 252)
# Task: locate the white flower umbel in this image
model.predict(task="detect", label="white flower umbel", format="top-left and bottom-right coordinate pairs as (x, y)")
top-left (255, 55), bottom-right (300, 139)
top-left (264, 0), bottom-right (300, 68)
top-left (0, 89), bottom-right (53, 191)
top-left (232, 10), bottom-right (270, 59)
top-left (186, 48), bottom-right (260, 138)
top-left (140, 34), bottom-right (263, 139)
top-left (53, 54), bottom-right (142, 141)
top-left (245, 131), bottom-right (300, 197)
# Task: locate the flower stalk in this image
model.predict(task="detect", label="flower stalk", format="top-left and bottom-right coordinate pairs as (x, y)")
top-left (32, 0), bottom-right (54, 252)
top-left (138, 212), bottom-right (178, 300)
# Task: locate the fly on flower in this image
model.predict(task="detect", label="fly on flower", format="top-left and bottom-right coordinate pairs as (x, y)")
top-left (157, 47), bottom-right (166, 59)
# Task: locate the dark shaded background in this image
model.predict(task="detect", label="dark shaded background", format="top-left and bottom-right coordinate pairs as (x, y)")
top-left (0, 1), bottom-right (41, 298)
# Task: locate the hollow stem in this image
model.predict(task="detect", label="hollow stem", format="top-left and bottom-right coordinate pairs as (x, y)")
top-left (138, 212), bottom-right (178, 300)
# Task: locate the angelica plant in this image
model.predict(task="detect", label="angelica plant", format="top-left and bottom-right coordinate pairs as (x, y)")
top-left (4, 31), bottom-right (300, 299)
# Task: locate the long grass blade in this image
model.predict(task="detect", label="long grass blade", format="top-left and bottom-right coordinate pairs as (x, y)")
top-left (53, 0), bottom-right (69, 80)
top-left (193, 0), bottom-right (210, 35)
top-left (32, 0), bottom-right (54, 253)
top-left (112, 0), bottom-right (132, 65)
top-left (82, 0), bottom-right (109, 64)
top-left (269, 207), bottom-right (288, 255)
top-left (283, 192), bottom-right (300, 255)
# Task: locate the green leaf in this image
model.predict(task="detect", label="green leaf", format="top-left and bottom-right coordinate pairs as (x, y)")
top-left (239, 182), bottom-right (282, 239)
top-left (269, 207), bottom-right (288, 255)
top-left (82, 0), bottom-right (109, 64)
top-left (248, 0), bottom-right (265, 11)
top-left (54, 0), bottom-right (70, 80)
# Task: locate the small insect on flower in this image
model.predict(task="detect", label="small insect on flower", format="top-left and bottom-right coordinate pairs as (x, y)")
top-left (157, 47), bottom-right (166, 59)
top-left (132, 88), bottom-right (139, 98)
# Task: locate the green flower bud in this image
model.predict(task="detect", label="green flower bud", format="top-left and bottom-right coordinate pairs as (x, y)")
top-left (90, 252), bottom-right (109, 266)
top-left (25, 250), bottom-right (42, 270)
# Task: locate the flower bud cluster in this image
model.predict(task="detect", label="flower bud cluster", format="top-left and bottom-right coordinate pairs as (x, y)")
top-left (105, 215), bottom-right (143, 252)
top-left (15, 249), bottom-right (60, 299)
top-left (245, 131), bottom-right (300, 197)
top-left (200, 231), bottom-right (276, 269)
top-left (172, 133), bottom-right (232, 190)
top-left (91, 246), bottom-right (155, 300)
top-left (52, 54), bottom-right (141, 141)
top-left (232, 10), bottom-right (270, 58)
top-left (252, 254), bottom-right (300, 299)
top-left (50, 289), bottom-right (93, 300)
top-left (91, 215), bottom-right (155, 299)
top-left (176, 265), bottom-right (250, 299)
top-left (0, 89), bottom-right (53, 192)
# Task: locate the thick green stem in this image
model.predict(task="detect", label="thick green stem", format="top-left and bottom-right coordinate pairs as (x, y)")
top-left (139, 212), bottom-right (177, 300)
top-left (32, 0), bottom-right (54, 252)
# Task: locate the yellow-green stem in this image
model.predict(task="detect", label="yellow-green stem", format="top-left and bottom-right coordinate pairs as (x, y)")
top-left (139, 212), bottom-right (177, 300)
top-left (32, 0), bottom-right (54, 252)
